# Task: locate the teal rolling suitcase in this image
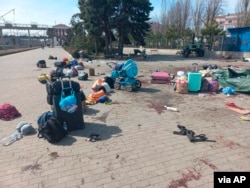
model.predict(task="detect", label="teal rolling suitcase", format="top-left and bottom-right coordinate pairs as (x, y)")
top-left (188, 63), bottom-right (202, 92)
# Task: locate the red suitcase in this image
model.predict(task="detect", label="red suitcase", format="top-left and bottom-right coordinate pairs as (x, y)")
top-left (151, 72), bottom-right (170, 84)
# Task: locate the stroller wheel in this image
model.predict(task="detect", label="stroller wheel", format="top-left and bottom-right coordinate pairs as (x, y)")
top-left (114, 81), bottom-right (121, 90)
top-left (135, 80), bottom-right (142, 88)
top-left (125, 84), bottom-right (133, 92)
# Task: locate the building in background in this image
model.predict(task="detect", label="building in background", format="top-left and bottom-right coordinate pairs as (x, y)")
top-left (215, 14), bottom-right (238, 31)
top-left (47, 24), bottom-right (70, 46)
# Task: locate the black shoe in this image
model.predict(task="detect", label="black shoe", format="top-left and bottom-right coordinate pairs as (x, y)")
top-left (89, 134), bottom-right (100, 142)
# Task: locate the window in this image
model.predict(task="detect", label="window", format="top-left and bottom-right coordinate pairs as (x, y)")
top-left (228, 20), bottom-right (232, 23)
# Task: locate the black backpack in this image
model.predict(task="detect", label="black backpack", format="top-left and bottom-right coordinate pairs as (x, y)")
top-left (37, 60), bottom-right (47, 68)
top-left (104, 76), bottom-right (115, 89)
top-left (38, 116), bottom-right (67, 143)
top-left (78, 72), bottom-right (88, 81)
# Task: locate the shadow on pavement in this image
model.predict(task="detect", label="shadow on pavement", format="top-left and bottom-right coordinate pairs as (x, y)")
top-left (135, 87), bottom-right (162, 93)
top-left (83, 108), bottom-right (100, 116)
top-left (69, 122), bottom-right (122, 140)
top-left (55, 122), bottom-right (122, 146)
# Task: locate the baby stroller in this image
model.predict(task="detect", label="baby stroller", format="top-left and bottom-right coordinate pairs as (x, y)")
top-left (111, 59), bottom-right (142, 92)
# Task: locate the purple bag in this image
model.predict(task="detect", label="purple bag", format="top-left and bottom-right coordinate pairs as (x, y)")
top-left (209, 79), bottom-right (219, 92)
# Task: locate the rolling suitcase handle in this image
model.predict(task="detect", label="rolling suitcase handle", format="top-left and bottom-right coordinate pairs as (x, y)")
top-left (60, 76), bottom-right (74, 98)
top-left (191, 63), bottom-right (199, 72)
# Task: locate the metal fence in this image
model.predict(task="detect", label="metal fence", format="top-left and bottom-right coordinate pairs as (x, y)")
top-left (124, 36), bottom-right (243, 52)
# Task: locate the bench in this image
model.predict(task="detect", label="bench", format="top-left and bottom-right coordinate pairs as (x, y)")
top-left (150, 49), bottom-right (158, 54)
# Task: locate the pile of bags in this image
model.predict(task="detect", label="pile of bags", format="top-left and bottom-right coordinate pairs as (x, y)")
top-left (86, 78), bottom-right (113, 104)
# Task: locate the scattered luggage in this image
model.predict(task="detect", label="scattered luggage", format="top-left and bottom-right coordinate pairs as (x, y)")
top-left (37, 111), bottom-right (54, 128)
top-left (78, 72), bottom-right (88, 81)
top-left (54, 61), bottom-right (66, 68)
top-left (71, 67), bottom-right (78, 77)
top-left (89, 68), bottom-right (95, 76)
top-left (151, 71), bottom-right (170, 84)
top-left (48, 55), bottom-right (57, 60)
top-left (49, 77), bottom-right (84, 131)
top-left (74, 65), bottom-right (84, 70)
top-left (52, 93), bottom-right (84, 131)
top-left (0, 103), bottom-right (21, 121)
top-left (176, 79), bottom-right (188, 94)
top-left (70, 59), bottom-right (78, 66)
top-left (101, 82), bottom-right (111, 93)
top-left (38, 74), bottom-right (48, 84)
top-left (208, 79), bottom-right (220, 92)
top-left (37, 116), bottom-right (67, 144)
top-left (37, 60), bottom-right (46, 68)
top-left (188, 63), bottom-right (202, 92)
top-left (200, 78), bottom-right (210, 92)
top-left (104, 76), bottom-right (115, 89)
top-left (46, 79), bottom-right (81, 96)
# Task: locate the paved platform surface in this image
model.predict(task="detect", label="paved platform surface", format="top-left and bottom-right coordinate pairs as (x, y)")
top-left (0, 47), bottom-right (250, 188)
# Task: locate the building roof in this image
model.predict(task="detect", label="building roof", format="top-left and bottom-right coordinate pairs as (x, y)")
top-left (53, 24), bottom-right (70, 29)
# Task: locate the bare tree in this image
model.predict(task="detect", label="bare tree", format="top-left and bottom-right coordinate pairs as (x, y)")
top-left (161, 0), bottom-right (191, 35)
top-left (236, 0), bottom-right (250, 27)
top-left (193, 0), bottom-right (205, 36)
top-left (204, 0), bottom-right (224, 25)
top-left (160, 0), bottom-right (175, 33)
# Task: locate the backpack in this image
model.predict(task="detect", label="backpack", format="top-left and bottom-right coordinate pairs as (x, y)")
top-left (37, 111), bottom-right (54, 128)
top-left (78, 72), bottom-right (88, 81)
top-left (71, 66), bottom-right (78, 77)
top-left (37, 116), bottom-right (67, 144)
top-left (54, 61), bottom-right (66, 68)
top-left (200, 78), bottom-right (209, 92)
top-left (38, 74), bottom-right (48, 84)
top-left (36, 60), bottom-right (47, 68)
top-left (208, 79), bottom-right (219, 92)
top-left (104, 76), bottom-right (115, 89)
top-left (0, 103), bottom-right (21, 121)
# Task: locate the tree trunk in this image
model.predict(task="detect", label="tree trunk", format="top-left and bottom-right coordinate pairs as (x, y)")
top-left (118, 32), bottom-right (124, 58)
top-left (94, 37), bottom-right (98, 55)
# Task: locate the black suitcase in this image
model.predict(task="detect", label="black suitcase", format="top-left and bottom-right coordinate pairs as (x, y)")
top-left (49, 77), bottom-right (84, 131)
top-left (46, 80), bottom-right (81, 95)
top-left (52, 92), bottom-right (84, 131)
top-left (54, 61), bottom-right (66, 68)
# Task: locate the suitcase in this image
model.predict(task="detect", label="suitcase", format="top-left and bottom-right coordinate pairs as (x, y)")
top-left (51, 78), bottom-right (84, 131)
top-left (188, 63), bottom-right (202, 92)
top-left (52, 92), bottom-right (84, 131)
top-left (151, 72), bottom-right (170, 84)
top-left (151, 72), bottom-right (170, 81)
top-left (46, 80), bottom-right (81, 96)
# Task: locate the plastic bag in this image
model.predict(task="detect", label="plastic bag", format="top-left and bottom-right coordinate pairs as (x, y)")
top-left (59, 91), bottom-right (77, 113)
top-left (222, 86), bottom-right (235, 95)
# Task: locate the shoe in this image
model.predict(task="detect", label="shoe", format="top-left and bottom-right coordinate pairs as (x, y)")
top-left (89, 134), bottom-right (100, 142)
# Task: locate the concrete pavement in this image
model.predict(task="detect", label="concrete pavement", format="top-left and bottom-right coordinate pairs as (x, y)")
top-left (0, 46), bottom-right (250, 188)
